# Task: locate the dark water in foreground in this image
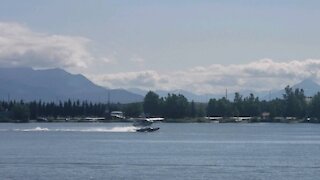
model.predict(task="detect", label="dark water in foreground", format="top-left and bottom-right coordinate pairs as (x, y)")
top-left (0, 123), bottom-right (320, 180)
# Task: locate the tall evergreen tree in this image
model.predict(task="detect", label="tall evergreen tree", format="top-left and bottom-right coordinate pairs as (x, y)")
top-left (310, 92), bottom-right (320, 119)
top-left (143, 91), bottom-right (161, 117)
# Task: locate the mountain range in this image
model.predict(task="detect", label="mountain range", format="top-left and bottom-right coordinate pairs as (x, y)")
top-left (0, 67), bottom-right (143, 103)
top-left (267, 78), bottom-right (320, 100)
top-left (129, 78), bottom-right (320, 102)
top-left (1, 67), bottom-right (319, 103)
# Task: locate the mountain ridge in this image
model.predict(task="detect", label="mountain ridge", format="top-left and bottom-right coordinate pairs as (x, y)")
top-left (0, 67), bottom-right (143, 103)
top-left (128, 79), bottom-right (320, 102)
top-left (1, 67), bottom-right (318, 103)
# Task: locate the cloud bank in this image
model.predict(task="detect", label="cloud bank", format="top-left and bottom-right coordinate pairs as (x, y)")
top-left (0, 22), bottom-right (94, 69)
top-left (91, 59), bottom-right (320, 94)
top-left (1, 22), bottom-right (319, 94)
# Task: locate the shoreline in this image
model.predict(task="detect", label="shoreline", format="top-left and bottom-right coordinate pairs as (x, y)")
top-left (0, 118), bottom-right (318, 124)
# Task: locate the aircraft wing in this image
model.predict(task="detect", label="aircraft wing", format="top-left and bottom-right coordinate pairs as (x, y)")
top-left (146, 117), bottom-right (164, 122)
top-left (131, 117), bottom-right (164, 127)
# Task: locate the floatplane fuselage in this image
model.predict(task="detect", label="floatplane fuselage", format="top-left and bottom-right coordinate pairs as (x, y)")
top-left (130, 117), bottom-right (164, 132)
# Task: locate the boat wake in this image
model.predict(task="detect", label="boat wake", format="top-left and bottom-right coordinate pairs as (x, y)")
top-left (18, 127), bottom-right (50, 132)
top-left (13, 126), bottom-right (138, 133)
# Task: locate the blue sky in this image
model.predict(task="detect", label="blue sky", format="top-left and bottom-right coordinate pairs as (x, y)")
top-left (0, 0), bottom-right (320, 93)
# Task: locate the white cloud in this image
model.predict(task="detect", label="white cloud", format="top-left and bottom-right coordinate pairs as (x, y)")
top-left (0, 22), bottom-right (95, 69)
top-left (89, 59), bottom-right (320, 94)
top-left (91, 70), bottom-right (164, 89)
top-left (2, 22), bottom-right (320, 94)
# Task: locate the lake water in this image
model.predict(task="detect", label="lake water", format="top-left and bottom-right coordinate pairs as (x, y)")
top-left (0, 123), bottom-right (320, 180)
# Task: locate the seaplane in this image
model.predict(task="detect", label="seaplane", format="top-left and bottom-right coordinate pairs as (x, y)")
top-left (130, 117), bottom-right (164, 132)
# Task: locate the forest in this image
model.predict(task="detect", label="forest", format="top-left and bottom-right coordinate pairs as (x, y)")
top-left (1, 86), bottom-right (320, 122)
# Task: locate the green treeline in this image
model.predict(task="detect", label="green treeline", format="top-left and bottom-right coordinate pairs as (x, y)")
top-left (143, 91), bottom-right (205, 118)
top-left (143, 86), bottom-right (320, 120)
top-left (0, 100), bottom-right (110, 121)
top-left (1, 86), bottom-right (320, 122)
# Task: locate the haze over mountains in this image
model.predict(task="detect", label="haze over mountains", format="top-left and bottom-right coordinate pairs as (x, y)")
top-left (0, 67), bottom-right (143, 103)
top-left (267, 78), bottom-right (320, 100)
top-left (0, 67), bottom-right (319, 103)
top-left (129, 78), bottom-right (320, 102)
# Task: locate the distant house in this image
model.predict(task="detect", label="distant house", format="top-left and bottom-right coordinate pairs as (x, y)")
top-left (261, 112), bottom-right (270, 120)
top-left (205, 116), bottom-right (223, 120)
top-left (111, 111), bottom-right (125, 119)
top-left (205, 116), bottom-right (223, 123)
top-left (285, 117), bottom-right (296, 120)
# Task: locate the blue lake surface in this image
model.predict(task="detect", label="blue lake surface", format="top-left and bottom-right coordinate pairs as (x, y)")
top-left (0, 123), bottom-right (320, 180)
